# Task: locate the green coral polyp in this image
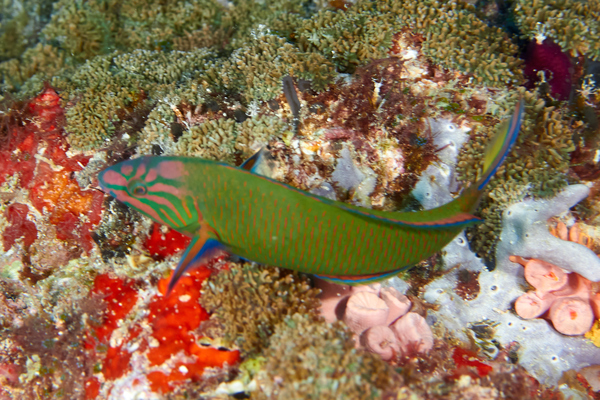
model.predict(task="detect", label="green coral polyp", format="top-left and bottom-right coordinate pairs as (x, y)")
top-left (200, 263), bottom-right (321, 356)
top-left (296, 2), bottom-right (401, 72)
top-left (372, 0), bottom-right (523, 86)
top-left (203, 31), bottom-right (335, 102)
top-left (255, 313), bottom-right (398, 399)
top-left (515, 0), bottom-right (600, 61)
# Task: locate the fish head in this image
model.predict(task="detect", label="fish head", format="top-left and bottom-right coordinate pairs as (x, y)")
top-left (98, 156), bottom-right (198, 231)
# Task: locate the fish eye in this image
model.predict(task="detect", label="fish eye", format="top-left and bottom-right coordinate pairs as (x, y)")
top-left (128, 180), bottom-right (147, 196)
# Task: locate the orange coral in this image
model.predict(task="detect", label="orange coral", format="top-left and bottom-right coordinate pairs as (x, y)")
top-left (146, 267), bottom-right (239, 393)
top-left (1, 86), bottom-right (104, 256)
top-left (84, 267), bottom-right (239, 397)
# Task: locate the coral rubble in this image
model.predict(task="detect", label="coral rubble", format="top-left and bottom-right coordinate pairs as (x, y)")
top-left (1, 0), bottom-right (600, 398)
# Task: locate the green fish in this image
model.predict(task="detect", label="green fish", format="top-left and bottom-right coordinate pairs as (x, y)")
top-left (98, 100), bottom-right (524, 292)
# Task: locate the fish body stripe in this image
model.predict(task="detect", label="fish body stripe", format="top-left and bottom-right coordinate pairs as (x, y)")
top-left (98, 100), bottom-right (524, 282)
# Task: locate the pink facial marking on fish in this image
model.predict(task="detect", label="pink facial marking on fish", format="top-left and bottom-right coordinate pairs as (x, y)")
top-left (157, 161), bottom-right (186, 180)
top-left (145, 168), bottom-right (158, 182)
top-left (103, 170), bottom-right (129, 187)
top-left (121, 165), bottom-right (134, 176)
top-left (133, 163), bottom-right (147, 180)
top-left (147, 182), bottom-right (181, 196)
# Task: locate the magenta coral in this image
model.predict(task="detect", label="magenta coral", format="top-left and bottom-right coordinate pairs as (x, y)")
top-left (523, 38), bottom-right (573, 100)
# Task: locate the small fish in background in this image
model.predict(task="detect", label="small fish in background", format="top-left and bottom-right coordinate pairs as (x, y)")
top-left (98, 99), bottom-right (525, 294)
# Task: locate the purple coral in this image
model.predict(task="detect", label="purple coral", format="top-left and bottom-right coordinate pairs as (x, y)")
top-left (523, 38), bottom-right (573, 100)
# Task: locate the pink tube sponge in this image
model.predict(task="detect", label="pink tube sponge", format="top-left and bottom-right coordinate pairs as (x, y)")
top-left (522, 259), bottom-right (568, 295)
top-left (515, 291), bottom-right (555, 319)
top-left (343, 291), bottom-right (389, 334)
top-left (550, 273), bottom-right (592, 299)
top-left (390, 312), bottom-right (434, 356)
top-left (548, 297), bottom-right (594, 336)
top-left (315, 278), bottom-right (380, 323)
top-left (359, 326), bottom-right (400, 361)
top-left (380, 287), bottom-right (411, 325)
top-left (591, 293), bottom-right (600, 318)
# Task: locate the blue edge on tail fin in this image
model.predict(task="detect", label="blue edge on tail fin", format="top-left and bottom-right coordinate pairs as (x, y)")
top-left (477, 99), bottom-right (525, 190)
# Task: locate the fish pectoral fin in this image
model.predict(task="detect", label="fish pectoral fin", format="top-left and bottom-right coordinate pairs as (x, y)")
top-left (315, 265), bottom-right (412, 286)
top-left (166, 227), bottom-right (224, 295)
top-left (240, 147), bottom-right (266, 173)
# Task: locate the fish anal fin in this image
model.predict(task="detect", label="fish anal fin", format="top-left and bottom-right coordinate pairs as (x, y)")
top-left (315, 266), bottom-right (412, 286)
top-left (166, 227), bottom-right (224, 295)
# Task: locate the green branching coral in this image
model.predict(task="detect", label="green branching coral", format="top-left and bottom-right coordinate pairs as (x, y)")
top-left (116, 0), bottom-right (225, 51)
top-left (0, 0), bottom-right (55, 61)
top-left (199, 263), bottom-right (321, 356)
top-left (457, 90), bottom-right (580, 259)
top-left (0, 43), bottom-right (66, 95)
top-left (43, 0), bottom-right (226, 59)
top-left (136, 99), bottom-right (179, 154)
top-left (295, 1), bottom-right (402, 72)
top-left (203, 30), bottom-right (335, 102)
top-left (219, 0), bottom-right (308, 44)
top-left (42, 0), bottom-right (115, 61)
top-left (388, 0), bottom-right (523, 86)
top-left (176, 118), bottom-right (238, 161)
top-left (58, 48), bottom-right (213, 150)
top-left (515, 0), bottom-right (600, 61)
top-left (254, 313), bottom-right (399, 400)
top-left (236, 115), bottom-right (291, 158)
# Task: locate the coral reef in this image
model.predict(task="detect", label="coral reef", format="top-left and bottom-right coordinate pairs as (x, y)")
top-left (84, 265), bottom-right (240, 398)
top-left (456, 89), bottom-right (581, 261)
top-left (425, 185), bottom-right (600, 385)
top-left (0, 87), bottom-right (104, 268)
top-left (388, 0), bottom-right (523, 86)
top-left (2, 0), bottom-right (600, 398)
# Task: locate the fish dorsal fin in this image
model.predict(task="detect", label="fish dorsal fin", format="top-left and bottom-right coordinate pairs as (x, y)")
top-left (314, 195), bottom-right (482, 229)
